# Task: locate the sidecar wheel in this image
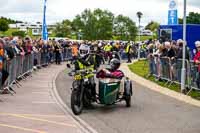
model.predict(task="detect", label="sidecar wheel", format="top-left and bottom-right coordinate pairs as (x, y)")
top-left (125, 95), bottom-right (131, 107)
top-left (71, 90), bottom-right (83, 115)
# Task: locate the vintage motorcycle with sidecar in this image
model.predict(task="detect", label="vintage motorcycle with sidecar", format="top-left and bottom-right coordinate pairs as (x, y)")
top-left (67, 63), bottom-right (132, 115)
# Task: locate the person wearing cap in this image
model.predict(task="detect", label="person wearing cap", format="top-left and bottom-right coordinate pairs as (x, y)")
top-left (194, 41), bottom-right (200, 88)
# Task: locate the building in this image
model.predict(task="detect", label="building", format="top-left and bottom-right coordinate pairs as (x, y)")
top-left (9, 22), bottom-right (55, 36)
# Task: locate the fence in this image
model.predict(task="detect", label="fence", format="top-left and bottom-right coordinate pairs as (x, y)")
top-left (147, 56), bottom-right (200, 94)
top-left (0, 48), bottom-right (73, 95)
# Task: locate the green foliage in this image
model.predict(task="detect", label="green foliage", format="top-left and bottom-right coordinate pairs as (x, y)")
top-left (179, 12), bottom-right (200, 24)
top-left (72, 9), bottom-right (114, 40)
top-left (51, 9), bottom-right (138, 40)
top-left (113, 15), bottom-right (137, 41)
top-left (12, 31), bottom-right (26, 37)
top-left (145, 21), bottom-right (160, 31)
top-left (0, 16), bottom-right (22, 24)
top-left (0, 19), bottom-right (9, 32)
top-left (53, 19), bottom-right (72, 37)
top-left (136, 35), bottom-right (154, 41)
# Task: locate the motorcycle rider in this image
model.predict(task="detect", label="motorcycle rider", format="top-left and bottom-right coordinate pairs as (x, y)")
top-left (90, 43), bottom-right (105, 68)
top-left (97, 58), bottom-right (124, 79)
top-left (73, 44), bottom-right (90, 70)
top-left (73, 43), bottom-right (97, 101)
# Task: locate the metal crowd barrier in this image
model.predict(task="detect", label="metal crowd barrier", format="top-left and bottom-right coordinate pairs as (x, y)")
top-left (188, 61), bottom-right (200, 92)
top-left (148, 56), bottom-right (200, 94)
top-left (59, 47), bottom-right (72, 61)
top-left (0, 53), bottom-right (44, 94)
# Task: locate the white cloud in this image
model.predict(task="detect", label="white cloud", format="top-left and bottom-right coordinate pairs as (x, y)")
top-left (0, 0), bottom-right (199, 25)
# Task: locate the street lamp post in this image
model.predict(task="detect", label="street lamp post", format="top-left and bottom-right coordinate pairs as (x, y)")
top-left (138, 21), bottom-right (141, 60)
top-left (137, 11), bottom-right (143, 60)
top-left (181, 0), bottom-right (187, 93)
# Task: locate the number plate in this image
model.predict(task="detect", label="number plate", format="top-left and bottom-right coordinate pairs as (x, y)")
top-left (74, 75), bottom-right (81, 80)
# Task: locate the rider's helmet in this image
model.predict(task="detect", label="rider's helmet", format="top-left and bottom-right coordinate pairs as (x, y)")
top-left (110, 58), bottom-right (120, 71)
top-left (79, 44), bottom-right (90, 58)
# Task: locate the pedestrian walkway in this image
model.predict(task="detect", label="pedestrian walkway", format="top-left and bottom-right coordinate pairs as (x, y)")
top-left (0, 64), bottom-right (86, 133)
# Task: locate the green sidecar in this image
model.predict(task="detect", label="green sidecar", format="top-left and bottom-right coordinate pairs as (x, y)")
top-left (98, 78), bottom-right (132, 107)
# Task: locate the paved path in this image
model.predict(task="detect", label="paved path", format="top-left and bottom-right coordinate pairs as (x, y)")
top-left (56, 64), bottom-right (200, 133)
top-left (0, 64), bottom-right (85, 133)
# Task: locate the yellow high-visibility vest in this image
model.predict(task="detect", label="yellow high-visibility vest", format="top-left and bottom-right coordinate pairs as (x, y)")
top-left (104, 45), bottom-right (112, 52)
top-left (78, 61), bottom-right (85, 69)
top-left (126, 44), bottom-right (131, 53)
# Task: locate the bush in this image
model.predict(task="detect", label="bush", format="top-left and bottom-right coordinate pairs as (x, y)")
top-left (12, 31), bottom-right (26, 37)
top-left (0, 19), bottom-right (9, 32)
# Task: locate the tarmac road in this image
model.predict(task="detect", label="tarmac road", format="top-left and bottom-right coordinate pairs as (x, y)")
top-left (56, 69), bottom-right (200, 133)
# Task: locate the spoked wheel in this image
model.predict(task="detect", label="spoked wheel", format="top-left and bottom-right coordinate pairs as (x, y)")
top-left (71, 90), bottom-right (83, 115)
top-left (83, 92), bottom-right (92, 108)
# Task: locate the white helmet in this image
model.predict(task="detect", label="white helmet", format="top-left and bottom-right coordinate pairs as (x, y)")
top-left (98, 43), bottom-right (102, 47)
top-left (195, 41), bottom-right (200, 48)
top-left (79, 44), bottom-right (90, 57)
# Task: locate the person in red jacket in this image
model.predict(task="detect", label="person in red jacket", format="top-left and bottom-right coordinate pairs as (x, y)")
top-left (193, 41), bottom-right (200, 88)
top-left (97, 58), bottom-right (124, 79)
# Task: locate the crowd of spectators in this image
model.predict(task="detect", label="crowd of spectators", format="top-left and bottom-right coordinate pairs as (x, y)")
top-left (1, 36), bottom-right (200, 92)
top-left (142, 38), bottom-right (200, 90)
top-left (0, 36), bottom-right (75, 93)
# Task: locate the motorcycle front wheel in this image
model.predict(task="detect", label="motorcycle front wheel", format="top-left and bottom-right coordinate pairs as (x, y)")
top-left (71, 89), bottom-right (83, 115)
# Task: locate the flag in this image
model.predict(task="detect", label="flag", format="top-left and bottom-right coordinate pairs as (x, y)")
top-left (42, 0), bottom-right (48, 40)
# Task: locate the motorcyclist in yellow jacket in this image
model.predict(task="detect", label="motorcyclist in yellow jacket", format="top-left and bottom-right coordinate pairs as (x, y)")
top-left (73, 44), bottom-right (97, 101)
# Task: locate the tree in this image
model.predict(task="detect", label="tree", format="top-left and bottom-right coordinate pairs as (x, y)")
top-left (53, 19), bottom-right (72, 37)
top-left (93, 9), bottom-right (114, 40)
top-left (179, 12), bottom-right (200, 24)
top-left (145, 21), bottom-right (160, 31)
top-left (0, 19), bottom-right (9, 32)
top-left (71, 9), bottom-right (114, 40)
top-left (113, 15), bottom-right (137, 41)
top-left (12, 31), bottom-right (25, 37)
top-left (0, 17), bottom-right (22, 24)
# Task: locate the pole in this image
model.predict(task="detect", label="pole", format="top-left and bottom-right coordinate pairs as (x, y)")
top-left (138, 19), bottom-right (141, 59)
top-left (181, 0), bottom-right (187, 93)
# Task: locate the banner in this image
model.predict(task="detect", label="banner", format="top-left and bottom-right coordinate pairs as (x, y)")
top-left (42, 0), bottom-right (48, 40)
top-left (168, 0), bottom-right (178, 25)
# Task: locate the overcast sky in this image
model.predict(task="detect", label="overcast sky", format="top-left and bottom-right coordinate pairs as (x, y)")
top-left (0, 0), bottom-right (200, 26)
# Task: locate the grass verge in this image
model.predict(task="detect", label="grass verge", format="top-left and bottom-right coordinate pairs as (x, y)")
top-left (128, 60), bottom-right (200, 100)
